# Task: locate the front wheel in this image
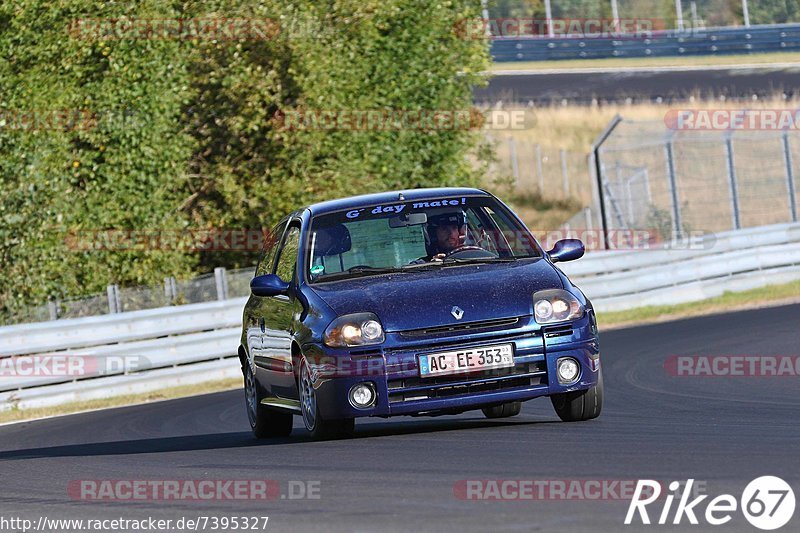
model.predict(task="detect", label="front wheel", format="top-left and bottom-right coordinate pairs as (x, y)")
top-left (245, 363), bottom-right (293, 438)
top-left (550, 370), bottom-right (603, 422)
top-left (299, 358), bottom-right (354, 440)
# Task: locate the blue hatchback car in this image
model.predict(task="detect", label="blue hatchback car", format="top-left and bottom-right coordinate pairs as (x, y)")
top-left (239, 187), bottom-right (602, 439)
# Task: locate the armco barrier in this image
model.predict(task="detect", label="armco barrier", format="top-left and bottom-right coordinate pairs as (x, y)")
top-left (558, 222), bottom-right (800, 311)
top-left (1, 223), bottom-right (799, 411)
top-left (491, 24), bottom-right (800, 62)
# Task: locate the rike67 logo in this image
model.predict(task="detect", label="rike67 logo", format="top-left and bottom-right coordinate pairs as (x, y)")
top-left (626, 477), bottom-right (795, 530)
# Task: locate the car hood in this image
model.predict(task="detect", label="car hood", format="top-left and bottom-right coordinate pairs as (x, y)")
top-left (308, 259), bottom-right (562, 332)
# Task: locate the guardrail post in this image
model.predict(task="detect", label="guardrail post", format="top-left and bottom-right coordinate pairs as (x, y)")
top-left (164, 276), bottom-right (177, 302)
top-left (214, 267), bottom-right (229, 301)
top-left (48, 300), bottom-right (59, 321)
top-left (106, 284), bottom-right (121, 314)
top-left (724, 133), bottom-right (741, 230)
top-left (782, 131), bottom-right (798, 223)
top-left (664, 137), bottom-right (684, 239)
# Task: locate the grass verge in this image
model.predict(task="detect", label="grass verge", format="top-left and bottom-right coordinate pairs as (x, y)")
top-left (597, 279), bottom-right (800, 330)
top-left (489, 52), bottom-right (800, 72)
top-left (0, 377), bottom-right (242, 425)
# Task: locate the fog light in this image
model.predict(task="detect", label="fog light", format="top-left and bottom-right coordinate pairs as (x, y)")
top-left (557, 357), bottom-right (581, 384)
top-left (348, 383), bottom-right (376, 409)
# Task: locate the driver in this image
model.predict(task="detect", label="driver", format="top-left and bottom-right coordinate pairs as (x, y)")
top-left (418, 211), bottom-right (468, 262)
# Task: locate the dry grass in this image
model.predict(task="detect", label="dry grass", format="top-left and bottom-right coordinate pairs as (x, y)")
top-left (482, 95), bottom-right (800, 230)
top-left (489, 52), bottom-right (800, 72)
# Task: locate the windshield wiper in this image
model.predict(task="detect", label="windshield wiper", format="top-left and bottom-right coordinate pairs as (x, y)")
top-left (313, 266), bottom-right (408, 282)
top-left (441, 257), bottom-right (518, 265)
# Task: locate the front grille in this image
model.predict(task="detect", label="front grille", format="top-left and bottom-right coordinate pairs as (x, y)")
top-left (387, 361), bottom-right (547, 403)
top-left (398, 317), bottom-right (521, 338)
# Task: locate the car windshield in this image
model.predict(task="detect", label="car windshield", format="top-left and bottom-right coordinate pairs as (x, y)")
top-left (307, 195), bottom-right (541, 283)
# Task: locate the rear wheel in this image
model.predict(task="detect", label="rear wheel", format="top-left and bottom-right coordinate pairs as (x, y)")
top-left (299, 358), bottom-right (354, 440)
top-left (482, 401), bottom-right (522, 419)
top-left (245, 363), bottom-right (293, 438)
top-left (550, 370), bottom-right (604, 422)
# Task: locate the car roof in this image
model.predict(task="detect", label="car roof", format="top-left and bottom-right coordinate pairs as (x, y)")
top-left (305, 187), bottom-right (492, 216)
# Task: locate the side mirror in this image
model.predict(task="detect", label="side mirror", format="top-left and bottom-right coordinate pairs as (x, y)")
top-left (250, 274), bottom-right (290, 297)
top-left (547, 239), bottom-right (585, 263)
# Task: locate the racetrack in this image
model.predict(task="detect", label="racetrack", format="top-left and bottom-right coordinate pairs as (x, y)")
top-left (474, 65), bottom-right (800, 104)
top-left (1, 304), bottom-right (798, 532)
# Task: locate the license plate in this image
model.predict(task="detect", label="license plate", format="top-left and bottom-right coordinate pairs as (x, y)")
top-left (418, 343), bottom-right (514, 378)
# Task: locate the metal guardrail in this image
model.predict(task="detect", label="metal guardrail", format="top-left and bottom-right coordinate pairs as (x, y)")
top-left (491, 24), bottom-right (800, 62)
top-left (1, 222), bottom-right (799, 409)
top-left (559, 222), bottom-right (800, 311)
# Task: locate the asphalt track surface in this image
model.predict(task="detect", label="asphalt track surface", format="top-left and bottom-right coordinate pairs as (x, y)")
top-left (474, 65), bottom-right (800, 104)
top-left (0, 304), bottom-right (798, 532)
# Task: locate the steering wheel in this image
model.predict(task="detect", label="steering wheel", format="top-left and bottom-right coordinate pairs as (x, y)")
top-left (444, 245), bottom-right (496, 259)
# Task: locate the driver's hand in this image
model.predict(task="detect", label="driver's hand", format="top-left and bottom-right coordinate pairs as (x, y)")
top-left (431, 253), bottom-right (446, 262)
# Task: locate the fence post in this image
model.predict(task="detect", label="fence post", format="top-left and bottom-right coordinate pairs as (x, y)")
top-left (723, 133), bottom-right (741, 230)
top-left (106, 284), bottom-right (120, 314)
top-left (782, 131), bottom-right (798, 223)
top-left (214, 267), bottom-right (229, 301)
top-left (535, 144), bottom-right (544, 193)
top-left (664, 137), bottom-right (683, 239)
top-left (591, 114), bottom-right (623, 250)
top-left (560, 148), bottom-right (569, 196)
top-left (508, 137), bottom-right (519, 186)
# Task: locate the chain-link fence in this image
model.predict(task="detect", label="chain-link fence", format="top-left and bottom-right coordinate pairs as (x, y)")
top-left (596, 119), bottom-right (800, 239)
top-left (488, 134), bottom-right (594, 205)
top-left (5, 266), bottom-right (257, 326)
top-left (488, 0), bottom-right (800, 29)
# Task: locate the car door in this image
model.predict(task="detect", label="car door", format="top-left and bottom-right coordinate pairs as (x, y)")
top-left (244, 218), bottom-right (286, 378)
top-left (251, 221), bottom-right (302, 399)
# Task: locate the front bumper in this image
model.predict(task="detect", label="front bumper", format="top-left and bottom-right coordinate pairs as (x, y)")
top-left (303, 312), bottom-right (600, 419)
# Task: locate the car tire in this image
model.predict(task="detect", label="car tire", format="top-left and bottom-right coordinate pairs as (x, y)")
top-left (550, 370), bottom-right (604, 422)
top-left (481, 401), bottom-right (522, 419)
top-left (244, 362), bottom-right (293, 438)
top-left (299, 358), bottom-right (355, 440)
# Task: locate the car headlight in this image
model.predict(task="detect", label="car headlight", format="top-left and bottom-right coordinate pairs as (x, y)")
top-left (533, 289), bottom-right (584, 324)
top-left (324, 313), bottom-right (385, 347)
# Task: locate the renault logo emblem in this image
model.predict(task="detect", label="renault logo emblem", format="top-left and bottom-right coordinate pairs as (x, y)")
top-left (451, 306), bottom-right (464, 320)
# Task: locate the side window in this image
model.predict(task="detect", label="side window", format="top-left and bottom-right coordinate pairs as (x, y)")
top-left (275, 225), bottom-right (301, 283)
top-left (256, 220), bottom-right (287, 276)
top-left (483, 206), bottom-right (538, 257)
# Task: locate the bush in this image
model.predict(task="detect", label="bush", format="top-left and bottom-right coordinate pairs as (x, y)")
top-left (0, 0), bottom-right (490, 320)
